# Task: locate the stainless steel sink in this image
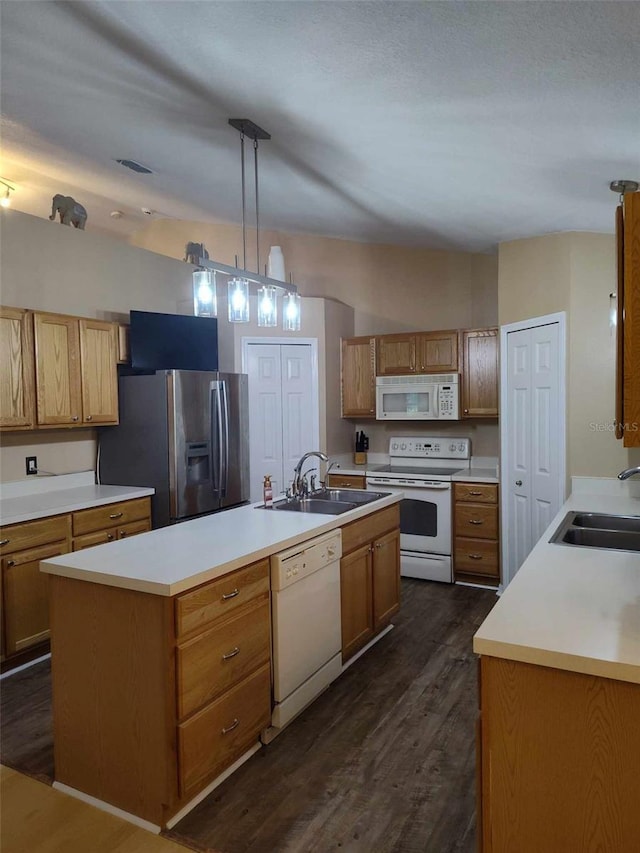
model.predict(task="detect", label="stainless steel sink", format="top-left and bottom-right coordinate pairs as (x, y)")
top-left (313, 489), bottom-right (389, 504)
top-left (273, 497), bottom-right (357, 515)
top-left (571, 512), bottom-right (640, 533)
top-left (550, 511), bottom-right (640, 553)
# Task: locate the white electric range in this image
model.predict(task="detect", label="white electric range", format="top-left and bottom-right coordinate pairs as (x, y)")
top-left (366, 436), bottom-right (470, 583)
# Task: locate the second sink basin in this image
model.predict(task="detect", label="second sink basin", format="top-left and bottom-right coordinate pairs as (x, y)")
top-left (273, 498), bottom-right (357, 515)
top-left (550, 510), bottom-right (640, 553)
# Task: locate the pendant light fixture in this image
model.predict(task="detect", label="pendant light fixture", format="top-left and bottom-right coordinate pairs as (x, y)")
top-left (282, 292), bottom-right (301, 331)
top-left (0, 178), bottom-right (14, 208)
top-left (228, 276), bottom-right (250, 323)
top-left (257, 285), bottom-right (277, 327)
top-left (192, 268), bottom-right (217, 317)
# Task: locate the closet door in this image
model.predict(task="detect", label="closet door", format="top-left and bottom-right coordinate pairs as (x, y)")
top-left (245, 343), bottom-right (318, 502)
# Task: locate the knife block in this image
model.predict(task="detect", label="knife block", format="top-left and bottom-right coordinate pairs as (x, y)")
top-left (353, 451), bottom-right (367, 465)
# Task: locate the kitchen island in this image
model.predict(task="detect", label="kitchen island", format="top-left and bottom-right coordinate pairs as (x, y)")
top-left (40, 493), bottom-right (402, 832)
top-left (473, 487), bottom-right (640, 852)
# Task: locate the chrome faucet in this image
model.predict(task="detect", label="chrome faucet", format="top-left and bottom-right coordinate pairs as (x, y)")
top-left (618, 466), bottom-right (640, 480)
top-left (292, 451), bottom-right (329, 497)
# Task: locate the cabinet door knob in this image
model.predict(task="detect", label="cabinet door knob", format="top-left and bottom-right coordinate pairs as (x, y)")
top-left (71, 415), bottom-right (79, 422)
top-left (86, 415), bottom-right (93, 421)
top-left (107, 533), bottom-right (114, 541)
top-left (6, 559), bottom-right (16, 567)
top-left (464, 409), bottom-right (469, 415)
top-left (222, 588), bottom-right (239, 601)
top-left (222, 647), bottom-right (241, 661)
top-left (221, 718), bottom-right (240, 735)
top-left (516, 480), bottom-right (523, 486)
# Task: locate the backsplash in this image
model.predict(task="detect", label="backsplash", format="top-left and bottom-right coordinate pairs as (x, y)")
top-left (0, 429), bottom-right (97, 483)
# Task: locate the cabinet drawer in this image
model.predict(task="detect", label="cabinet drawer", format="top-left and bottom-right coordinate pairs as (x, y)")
top-left (455, 504), bottom-right (498, 540)
top-left (454, 537), bottom-right (499, 576)
top-left (341, 505), bottom-right (400, 555)
top-left (177, 598), bottom-right (271, 719)
top-left (326, 473), bottom-right (366, 489)
top-left (72, 498), bottom-right (150, 536)
top-left (0, 514), bottom-right (70, 556)
top-left (178, 663), bottom-right (271, 796)
top-left (175, 558), bottom-right (270, 640)
top-left (117, 519), bottom-right (151, 539)
top-left (454, 483), bottom-right (498, 504)
top-left (72, 518), bottom-right (151, 551)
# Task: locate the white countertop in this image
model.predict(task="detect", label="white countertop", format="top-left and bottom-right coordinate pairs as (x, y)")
top-left (451, 467), bottom-right (499, 484)
top-left (41, 492), bottom-right (402, 597)
top-left (329, 454), bottom-right (499, 483)
top-left (474, 492), bottom-right (640, 684)
top-left (0, 472), bottom-right (154, 526)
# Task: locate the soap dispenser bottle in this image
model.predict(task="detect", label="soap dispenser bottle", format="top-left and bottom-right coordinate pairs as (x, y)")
top-left (263, 475), bottom-right (273, 508)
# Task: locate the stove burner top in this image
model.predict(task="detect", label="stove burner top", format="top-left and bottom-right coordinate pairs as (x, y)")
top-left (374, 464), bottom-right (466, 477)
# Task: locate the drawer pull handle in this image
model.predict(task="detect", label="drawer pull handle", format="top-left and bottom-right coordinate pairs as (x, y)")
top-left (468, 519), bottom-right (483, 525)
top-left (0, 539), bottom-right (9, 546)
top-left (222, 646), bottom-right (240, 661)
top-left (468, 491), bottom-right (482, 496)
top-left (109, 512), bottom-right (123, 519)
top-left (468, 553), bottom-right (483, 560)
top-left (222, 718), bottom-right (239, 735)
top-left (222, 588), bottom-right (239, 601)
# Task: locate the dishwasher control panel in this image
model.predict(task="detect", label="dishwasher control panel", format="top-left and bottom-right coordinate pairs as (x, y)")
top-left (271, 529), bottom-right (342, 591)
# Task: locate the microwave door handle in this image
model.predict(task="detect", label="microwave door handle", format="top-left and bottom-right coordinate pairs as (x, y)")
top-left (434, 384), bottom-right (440, 418)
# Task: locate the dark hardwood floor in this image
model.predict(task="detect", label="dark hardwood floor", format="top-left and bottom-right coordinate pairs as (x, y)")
top-left (170, 579), bottom-right (497, 853)
top-left (0, 579), bottom-right (497, 853)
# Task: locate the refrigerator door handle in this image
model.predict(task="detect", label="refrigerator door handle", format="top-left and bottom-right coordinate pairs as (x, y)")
top-left (219, 379), bottom-right (229, 498)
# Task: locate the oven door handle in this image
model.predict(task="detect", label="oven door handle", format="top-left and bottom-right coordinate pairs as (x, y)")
top-left (399, 482), bottom-right (450, 490)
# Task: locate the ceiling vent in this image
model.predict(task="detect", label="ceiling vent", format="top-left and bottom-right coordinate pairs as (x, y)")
top-left (115, 159), bottom-right (153, 174)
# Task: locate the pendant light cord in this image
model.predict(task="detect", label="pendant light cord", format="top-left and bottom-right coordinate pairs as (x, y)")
top-left (254, 138), bottom-right (260, 275)
top-left (240, 130), bottom-right (247, 270)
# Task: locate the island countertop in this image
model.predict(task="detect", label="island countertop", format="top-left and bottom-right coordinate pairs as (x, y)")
top-left (41, 493), bottom-right (402, 597)
top-left (473, 491), bottom-right (640, 685)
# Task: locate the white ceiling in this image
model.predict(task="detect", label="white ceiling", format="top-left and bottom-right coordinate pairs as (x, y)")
top-left (1, 1), bottom-right (639, 252)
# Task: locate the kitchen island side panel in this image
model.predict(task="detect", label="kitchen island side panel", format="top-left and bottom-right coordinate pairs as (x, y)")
top-left (50, 575), bottom-right (178, 826)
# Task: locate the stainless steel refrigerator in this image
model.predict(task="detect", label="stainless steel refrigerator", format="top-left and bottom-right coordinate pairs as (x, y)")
top-left (99, 370), bottom-right (250, 528)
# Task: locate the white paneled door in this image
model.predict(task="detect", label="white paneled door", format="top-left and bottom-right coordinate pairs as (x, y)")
top-left (245, 342), bottom-right (318, 502)
top-left (503, 317), bottom-right (565, 585)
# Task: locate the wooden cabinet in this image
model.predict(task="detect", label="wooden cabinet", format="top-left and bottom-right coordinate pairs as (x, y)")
top-left (71, 497), bottom-right (151, 550)
top-left (376, 333), bottom-right (416, 376)
top-left (50, 556), bottom-right (272, 826)
top-left (416, 330), bottom-right (459, 372)
top-left (326, 473), bottom-right (367, 489)
top-left (478, 656), bottom-right (640, 852)
top-left (376, 330), bottom-right (459, 376)
top-left (461, 328), bottom-right (499, 418)
top-left (1, 499), bottom-right (150, 664)
top-left (0, 307), bottom-right (36, 430)
top-left (453, 483), bottom-right (499, 585)
top-left (340, 504), bottom-right (400, 662)
top-left (33, 312), bottom-right (118, 427)
top-left (0, 515), bottom-right (71, 657)
top-left (341, 336), bottom-right (376, 418)
top-left (615, 191), bottom-right (640, 446)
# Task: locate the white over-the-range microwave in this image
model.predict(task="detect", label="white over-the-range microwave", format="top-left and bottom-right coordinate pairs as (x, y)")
top-left (375, 373), bottom-right (460, 420)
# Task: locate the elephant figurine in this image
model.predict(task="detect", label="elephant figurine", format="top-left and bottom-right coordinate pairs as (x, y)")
top-left (49, 194), bottom-right (87, 229)
top-left (184, 241), bottom-right (209, 265)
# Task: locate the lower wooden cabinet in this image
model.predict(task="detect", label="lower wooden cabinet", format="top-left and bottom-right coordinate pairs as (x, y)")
top-left (50, 556), bottom-right (272, 828)
top-left (453, 482), bottom-right (500, 585)
top-left (478, 656), bottom-right (640, 851)
top-left (326, 473), bottom-right (367, 489)
top-left (0, 498), bottom-right (150, 665)
top-left (340, 505), bottom-right (400, 662)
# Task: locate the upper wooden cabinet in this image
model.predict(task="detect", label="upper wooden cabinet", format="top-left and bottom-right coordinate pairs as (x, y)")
top-left (376, 330), bottom-right (459, 376)
top-left (461, 328), bottom-right (499, 418)
top-left (416, 330), bottom-right (459, 373)
top-left (616, 192), bottom-right (640, 447)
top-left (341, 336), bottom-right (376, 418)
top-left (32, 311), bottom-right (118, 427)
top-left (376, 333), bottom-right (416, 375)
top-left (0, 307), bottom-right (36, 430)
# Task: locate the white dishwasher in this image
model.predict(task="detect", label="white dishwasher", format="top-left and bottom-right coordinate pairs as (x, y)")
top-left (270, 528), bottom-right (342, 731)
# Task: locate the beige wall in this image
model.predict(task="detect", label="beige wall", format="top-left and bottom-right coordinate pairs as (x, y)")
top-left (129, 219), bottom-right (498, 334)
top-left (498, 231), bottom-right (640, 479)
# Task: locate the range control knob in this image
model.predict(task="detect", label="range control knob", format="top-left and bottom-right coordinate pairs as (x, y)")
top-left (450, 443), bottom-right (456, 452)
top-left (401, 443), bottom-right (407, 450)
top-left (458, 443), bottom-right (465, 452)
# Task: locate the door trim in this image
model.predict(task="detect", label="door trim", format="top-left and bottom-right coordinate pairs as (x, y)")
top-left (499, 312), bottom-right (567, 589)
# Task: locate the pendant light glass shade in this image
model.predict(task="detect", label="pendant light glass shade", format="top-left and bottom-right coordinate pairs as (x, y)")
top-left (228, 277), bottom-right (250, 323)
top-left (192, 269), bottom-right (217, 317)
top-left (257, 286), bottom-right (277, 327)
top-left (282, 292), bottom-right (301, 331)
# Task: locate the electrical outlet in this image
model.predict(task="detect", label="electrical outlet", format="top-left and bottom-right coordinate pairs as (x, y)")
top-left (26, 456), bottom-right (38, 475)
